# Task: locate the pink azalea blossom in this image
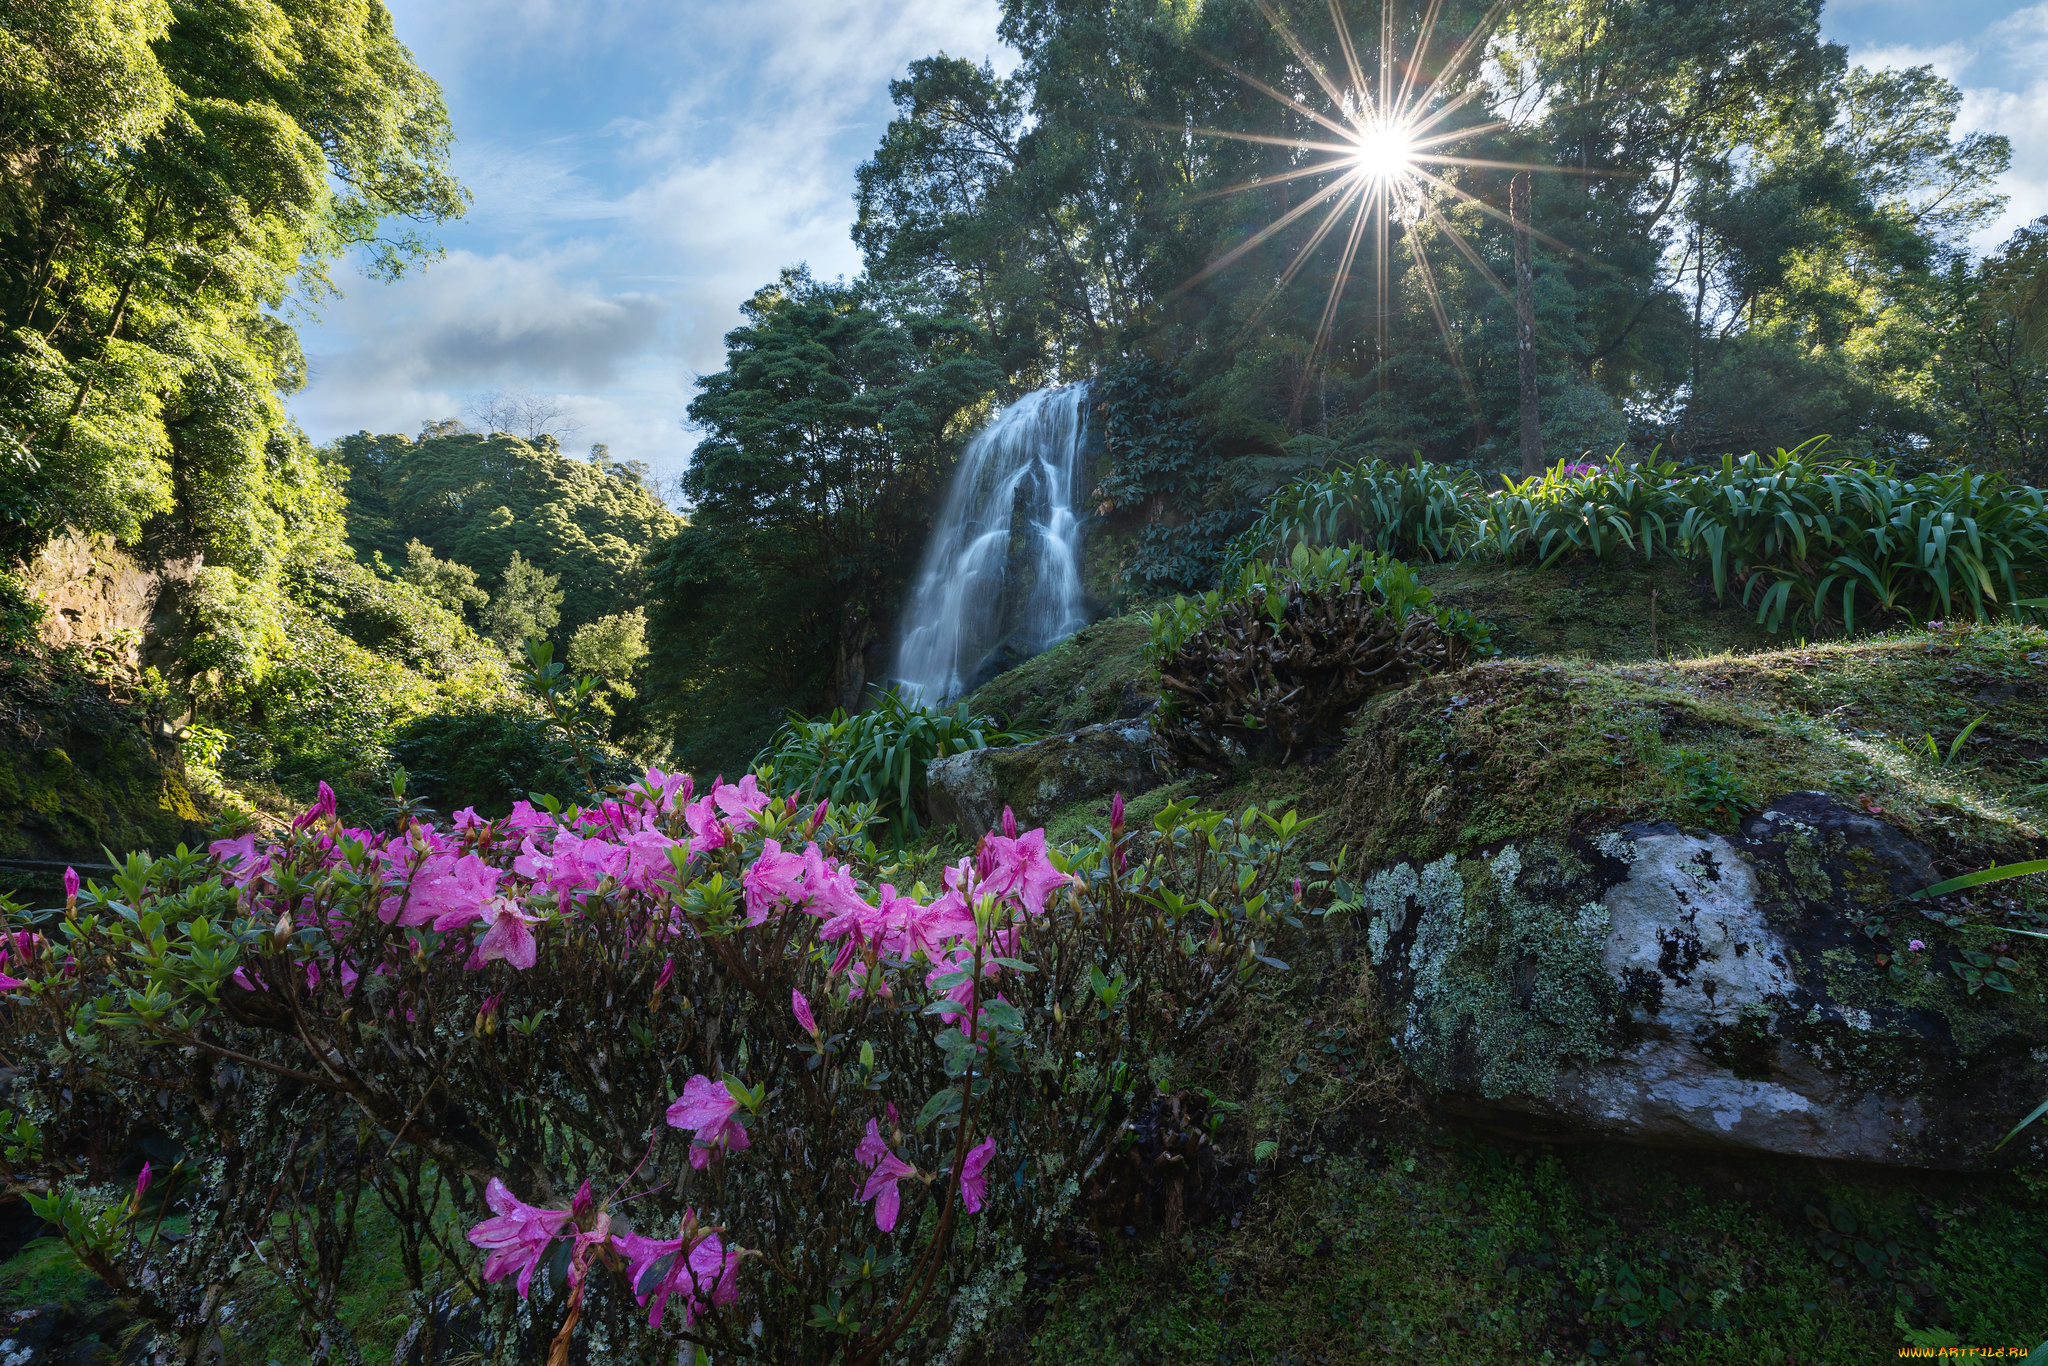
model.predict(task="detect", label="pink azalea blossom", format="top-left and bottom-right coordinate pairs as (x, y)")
top-left (466, 1177), bottom-right (571, 1298)
top-left (475, 899), bottom-right (543, 970)
top-left (62, 866), bottom-right (78, 902)
top-left (133, 1161), bottom-right (153, 1208)
top-left (451, 806), bottom-right (485, 830)
top-left (862, 1149), bottom-right (917, 1232)
top-left (666, 1075), bottom-right (750, 1167)
top-left (804, 845), bottom-right (875, 939)
top-left (614, 1220), bottom-right (740, 1331)
top-left (712, 774), bottom-right (770, 825)
top-left (653, 956), bottom-right (675, 993)
top-left (1109, 791), bottom-right (1125, 832)
top-left (792, 987), bottom-right (817, 1035)
top-left (958, 1136), bottom-right (996, 1213)
top-left (743, 839), bottom-right (809, 923)
top-left (502, 800), bottom-right (553, 833)
top-left (1001, 806), bottom-right (1018, 839)
top-left (682, 792), bottom-right (728, 851)
top-left (855, 1117), bottom-right (891, 1170)
top-left (208, 832), bottom-right (271, 886)
top-left (293, 781), bottom-right (338, 831)
top-left (977, 828), bottom-right (1071, 915)
top-left (392, 851), bottom-right (503, 929)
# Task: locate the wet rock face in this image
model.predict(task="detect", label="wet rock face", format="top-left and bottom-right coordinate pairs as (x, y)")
top-left (925, 720), bottom-right (1164, 837)
top-left (1362, 793), bottom-right (2045, 1169)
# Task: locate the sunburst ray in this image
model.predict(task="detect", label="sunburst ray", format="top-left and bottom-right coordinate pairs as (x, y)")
top-left (1186, 0), bottom-right (1572, 413)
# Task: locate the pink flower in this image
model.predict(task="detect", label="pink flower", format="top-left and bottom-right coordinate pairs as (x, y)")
top-left (1909, 939), bottom-right (1926, 952)
top-left (614, 1220), bottom-right (740, 1331)
top-left (1001, 805), bottom-right (1017, 840)
top-left (208, 832), bottom-right (271, 886)
top-left (666, 1075), bottom-right (750, 1167)
top-left (467, 1177), bottom-right (571, 1298)
top-left (653, 956), bottom-right (675, 994)
top-left (862, 1148), bottom-right (917, 1232)
top-left (62, 867), bottom-right (78, 903)
top-left (792, 987), bottom-right (817, 1035)
top-left (396, 851), bottom-right (503, 929)
top-left (855, 1117), bottom-right (891, 1170)
top-left (682, 792), bottom-right (728, 852)
top-left (743, 839), bottom-right (809, 924)
top-left (475, 899), bottom-right (542, 970)
top-left (293, 781), bottom-right (337, 831)
top-left (959, 1137), bottom-right (996, 1213)
top-left (133, 1162), bottom-right (152, 1208)
top-left (451, 806), bottom-right (485, 830)
top-left (1109, 790), bottom-right (1125, 833)
top-left (713, 774), bottom-right (770, 825)
top-left (505, 800), bottom-right (554, 833)
top-left (978, 828), bottom-right (1071, 916)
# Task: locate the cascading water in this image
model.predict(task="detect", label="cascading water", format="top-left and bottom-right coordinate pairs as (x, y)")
top-left (893, 383), bottom-right (1092, 704)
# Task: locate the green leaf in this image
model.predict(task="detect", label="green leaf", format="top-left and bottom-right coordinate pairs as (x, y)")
top-left (915, 1087), bottom-right (963, 1130)
top-left (1912, 859), bottom-right (2048, 898)
top-left (1253, 1140), bottom-right (1279, 1163)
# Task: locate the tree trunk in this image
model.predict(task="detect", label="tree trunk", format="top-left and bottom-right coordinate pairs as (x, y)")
top-left (1512, 172), bottom-right (1543, 477)
top-left (835, 605), bottom-right (870, 712)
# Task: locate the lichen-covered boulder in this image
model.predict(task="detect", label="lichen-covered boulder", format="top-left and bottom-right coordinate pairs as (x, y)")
top-left (926, 720), bottom-right (1165, 837)
top-left (1361, 792), bottom-right (2047, 1168)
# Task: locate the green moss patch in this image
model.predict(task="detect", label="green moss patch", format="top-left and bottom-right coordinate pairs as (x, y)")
top-left (1330, 622), bottom-right (2047, 873)
top-left (1415, 557), bottom-right (1788, 662)
top-left (968, 613), bottom-right (1157, 734)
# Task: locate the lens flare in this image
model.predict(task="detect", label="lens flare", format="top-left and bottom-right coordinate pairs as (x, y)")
top-left (1178, 1), bottom-right (1576, 420)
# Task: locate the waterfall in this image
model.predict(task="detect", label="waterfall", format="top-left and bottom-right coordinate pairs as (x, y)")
top-left (893, 383), bottom-right (1092, 704)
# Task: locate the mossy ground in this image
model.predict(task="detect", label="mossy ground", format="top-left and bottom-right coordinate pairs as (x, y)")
top-left (1015, 1136), bottom-right (2048, 1365)
top-left (1415, 557), bottom-right (1791, 662)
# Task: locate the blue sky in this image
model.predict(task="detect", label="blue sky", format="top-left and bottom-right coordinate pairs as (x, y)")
top-left (287, 0), bottom-right (2048, 487)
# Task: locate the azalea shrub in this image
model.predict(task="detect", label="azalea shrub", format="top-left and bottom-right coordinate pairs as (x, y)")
top-left (0, 769), bottom-right (1307, 1364)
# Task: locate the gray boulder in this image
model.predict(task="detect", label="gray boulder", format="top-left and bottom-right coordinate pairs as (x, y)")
top-left (1360, 792), bottom-right (2046, 1168)
top-left (926, 720), bottom-right (1166, 838)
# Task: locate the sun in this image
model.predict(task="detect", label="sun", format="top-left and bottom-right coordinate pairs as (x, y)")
top-left (1349, 120), bottom-right (1417, 184)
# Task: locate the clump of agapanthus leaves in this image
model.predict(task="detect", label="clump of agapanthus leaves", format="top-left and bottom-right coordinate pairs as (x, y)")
top-left (0, 768), bottom-right (1307, 1364)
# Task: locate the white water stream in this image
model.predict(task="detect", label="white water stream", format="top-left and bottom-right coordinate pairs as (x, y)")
top-left (893, 384), bottom-right (1092, 704)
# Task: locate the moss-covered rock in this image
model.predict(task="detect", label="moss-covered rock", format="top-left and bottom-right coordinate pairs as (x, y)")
top-left (1333, 622), bottom-right (2048, 1169)
top-left (966, 613), bottom-right (1156, 735)
top-left (925, 720), bottom-right (1166, 839)
top-left (0, 650), bottom-right (210, 900)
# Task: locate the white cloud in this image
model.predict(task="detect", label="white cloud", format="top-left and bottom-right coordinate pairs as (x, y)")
top-left (288, 0), bottom-right (1008, 478)
top-left (1841, 2), bottom-right (2048, 249)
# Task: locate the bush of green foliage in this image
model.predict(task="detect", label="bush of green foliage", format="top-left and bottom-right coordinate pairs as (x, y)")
top-left (1229, 448), bottom-right (2048, 632)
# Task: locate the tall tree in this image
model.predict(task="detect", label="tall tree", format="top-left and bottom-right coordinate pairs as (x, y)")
top-left (645, 269), bottom-right (999, 769)
top-left (0, 0), bottom-right (463, 569)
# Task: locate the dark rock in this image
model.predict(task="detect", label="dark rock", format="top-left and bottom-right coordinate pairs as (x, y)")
top-left (1360, 793), bottom-right (2047, 1169)
top-left (925, 720), bottom-right (1166, 837)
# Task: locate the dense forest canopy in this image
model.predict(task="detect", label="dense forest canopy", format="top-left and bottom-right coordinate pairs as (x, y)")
top-left (337, 428), bottom-right (678, 634)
